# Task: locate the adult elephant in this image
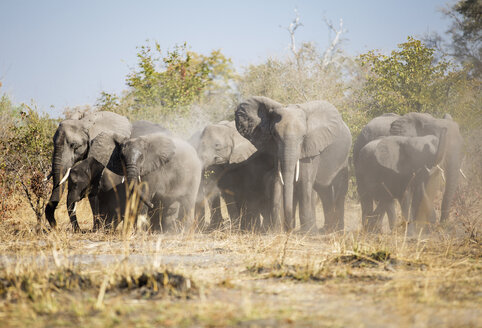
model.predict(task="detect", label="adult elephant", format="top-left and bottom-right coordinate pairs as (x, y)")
top-left (235, 96), bottom-right (351, 232)
top-left (357, 131), bottom-right (447, 232)
top-left (353, 114), bottom-right (406, 229)
top-left (121, 133), bottom-right (202, 232)
top-left (45, 111), bottom-right (131, 231)
top-left (390, 112), bottom-right (463, 223)
top-left (193, 121), bottom-right (256, 231)
top-left (64, 120), bottom-right (168, 231)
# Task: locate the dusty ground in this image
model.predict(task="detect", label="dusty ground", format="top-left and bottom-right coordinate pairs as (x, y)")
top-left (0, 196), bottom-right (480, 327)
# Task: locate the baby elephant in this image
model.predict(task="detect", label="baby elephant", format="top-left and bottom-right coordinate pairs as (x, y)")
top-left (120, 133), bottom-right (202, 232)
top-left (217, 151), bottom-right (276, 232)
top-left (357, 131), bottom-right (446, 232)
top-left (67, 157), bottom-right (126, 231)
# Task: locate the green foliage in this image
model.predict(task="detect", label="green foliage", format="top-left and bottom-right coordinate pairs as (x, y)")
top-left (96, 91), bottom-right (120, 112)
top-left (356, 37), bottom-right (454, 118)
top-left (125, 41), bottom-right (235, 114)
top-left (0, 96), bottom-right (57, 220)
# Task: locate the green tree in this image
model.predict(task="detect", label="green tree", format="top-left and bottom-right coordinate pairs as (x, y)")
top-left (125, 42), bottom-right (235, 114)
top-left (356, 37), bottom-right (454, 118)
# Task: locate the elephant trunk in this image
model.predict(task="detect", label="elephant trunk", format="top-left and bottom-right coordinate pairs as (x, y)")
top-left (440, 153), bottom-right (461, 222)
top-left (45, 143), bottom-right (67, 228)
top-left (66, 194), bottom-right (81, 232)
top-left (435, 128), bottom-right (460, 223)
top-left (280, 140), bottom-right (300, 232)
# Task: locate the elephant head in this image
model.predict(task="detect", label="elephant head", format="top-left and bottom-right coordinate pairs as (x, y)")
top-left (196, 121), bottom-right (255, 168)
top-left (45, 111), bottom-right (131, 229)
top-left (235, 96), bottom-right (347, 229)
top-left (390, 112), bottom-right (462, 222)
top-left (120, 133), bottom-right (175, 204)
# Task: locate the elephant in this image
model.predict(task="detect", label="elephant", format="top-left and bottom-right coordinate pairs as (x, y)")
top-left (353, 113), bottom-right (407, 229)
top-left (64, 120), bottom-right (168, 231)
top-left (120, 132), bottom-right (202, 232)
top-left (235, 96), bottom-right (352, 233)
top-left (357, 130), bottom-right (447, 232)
top-left (45, 111), bottom-right (131, 231)
top-left (193, 121), bottom-right (256, 231)
top-left (216, 151), bottom-right (276, 232)
top-left (67, 158), bottom-right (126, 231)
top-left (389, 112), bottom-right (464, 223)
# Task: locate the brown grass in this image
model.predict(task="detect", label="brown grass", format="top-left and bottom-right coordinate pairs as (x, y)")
top-left (0, 191), bottom-right (480, 327)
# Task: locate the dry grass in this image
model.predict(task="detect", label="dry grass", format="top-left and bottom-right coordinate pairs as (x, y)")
top-left (0, 193), bottom-right (480, 327)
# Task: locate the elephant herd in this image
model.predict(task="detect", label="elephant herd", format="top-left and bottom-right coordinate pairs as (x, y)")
top-left (43, 96), bottom-right (463, 235)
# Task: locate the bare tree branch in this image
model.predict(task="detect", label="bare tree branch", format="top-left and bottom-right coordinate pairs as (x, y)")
top-left (321, 17), bottom-right (346, 68)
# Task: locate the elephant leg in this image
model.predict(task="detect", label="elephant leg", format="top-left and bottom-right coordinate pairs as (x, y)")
top-left (270, 174), bottom-right (283, 232)
top-left (331, 167), bottom-right (348, 232)
top-left (161, 201), bottom-right (179, 233)
top-left (400, 189), bottom-right (412, 223)
top-left (224, 193), bottom-right (241, 230)
top-left (179, 193), bottom-right (197, 233)
top-left (207, 193), bottom-right (224, 231)
top-left (387, 200), bottom-right (397, 231)
top-left (298, 159), bottom-right (318, 232)
top-left (89, 195), bottom-right (101, 232)
top-left (194, 199), bottom-right (206, 231)
top-left (359, 191), bottom-right (373, 232)
top-left (368, 202), bottom-right (385, 233)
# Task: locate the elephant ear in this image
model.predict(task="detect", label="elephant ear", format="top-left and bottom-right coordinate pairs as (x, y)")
top-left (235, 96), bottom-right (283, 150)
top-left (374, 138), bottom-right (402, 174)
top-left (141, 134), bottom-right (176, 175)
top-left (227, 121), bottom-right (256, 164)
top-left (88, 132), bottom-right (127, 168)
top-left (83, 111), bottom-right (132, 141)
top-left (300, 101), bottom-right (342, 158)
top-left (390, 112), bottom-right (434, 136)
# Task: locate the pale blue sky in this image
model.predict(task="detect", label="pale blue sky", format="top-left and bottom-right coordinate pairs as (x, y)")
top-left (0, 0), bottom-right (452, 116)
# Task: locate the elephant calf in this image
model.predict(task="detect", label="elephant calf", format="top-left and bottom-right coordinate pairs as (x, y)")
top-left (357, 131), bottom-right (447, 232)
top-left (217, 151), bottom-right (276, 232)
top-left (121, 133), bottom-right (202, 232)
top-left (67, 158), bottom-right (126, 231)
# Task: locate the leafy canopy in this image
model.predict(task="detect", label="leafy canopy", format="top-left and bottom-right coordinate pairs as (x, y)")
top-left (357, 37), bottom-right (453, 118)
top-left (124, 42), bottom-right (235, 113)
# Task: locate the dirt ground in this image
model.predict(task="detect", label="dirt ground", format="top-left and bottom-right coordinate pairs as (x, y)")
top-left (0, 196), bottom-right (480, 327)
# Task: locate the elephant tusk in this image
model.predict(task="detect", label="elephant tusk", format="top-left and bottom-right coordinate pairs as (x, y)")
top-left (437, 165), bottom-right (446, 183)
top-left (72, 203), bottom-right (77, 213)
top-left (43, 172), bottom-right (52, 182)
top-left (295, 160), bottom-right (300, 182)
top-left (59, 168), bottom-right (71, 185)
top-left (459, 168), bottom-right (467, 180)
top-left (278, 170), bottom-right (285, 185)
top-left (122, 177), bottom-right (125, 183)
top-left (138, 175), bottom-right (141, 183)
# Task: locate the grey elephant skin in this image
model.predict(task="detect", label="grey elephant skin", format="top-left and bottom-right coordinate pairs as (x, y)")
top-left (67, 158), bottom-right (126, 230)
top-left (45, 111), bottom-right (131, 231)
top-left (353, 114), bottom-right (405, 228)
top-left (121, 133), bottom-right (202, 232)
top-left (390, 112), bottom-right (463, 223)
top-left (65, 120), bottom-right (168, 231)
top-left (235, 96), bottom-right (352, 232)
top-left (217, 151), bottom-right (276, 231)
top-left (357, 132), bottom-right (447, 232)
top-left (193, 121), bottom-right (256, 230)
